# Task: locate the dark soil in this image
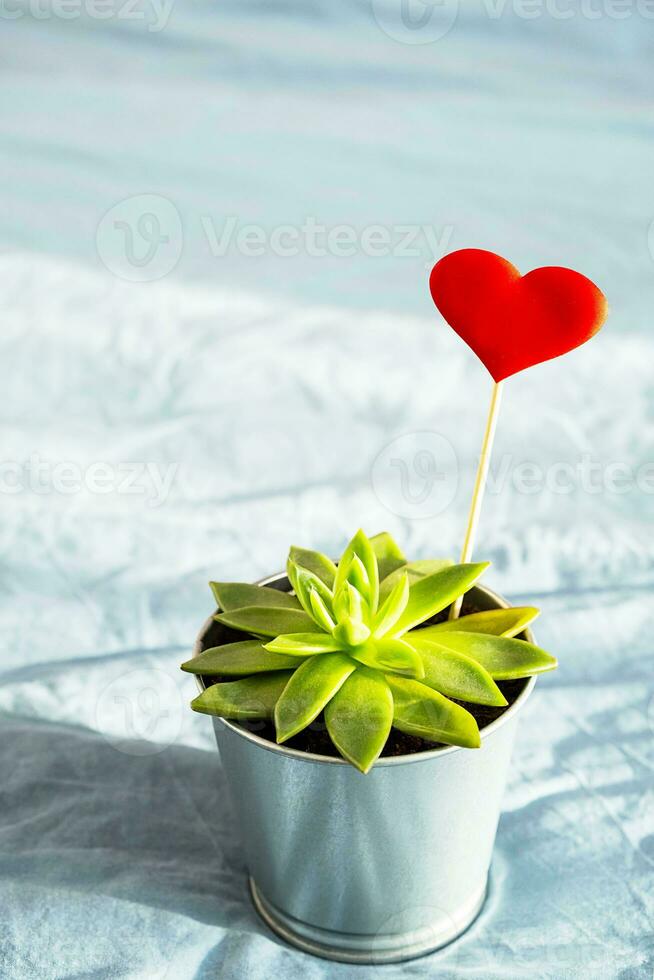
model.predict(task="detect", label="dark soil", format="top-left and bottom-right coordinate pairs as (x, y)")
top-left (200, 583), bottom-right (529, 759)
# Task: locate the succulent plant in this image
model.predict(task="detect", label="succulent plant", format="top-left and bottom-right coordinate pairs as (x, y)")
top-left (183, 530), bottom-right (556, 773)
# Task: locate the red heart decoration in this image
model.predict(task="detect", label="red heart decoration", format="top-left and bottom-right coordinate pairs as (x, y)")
top-left (429, 249), bottom-right (608, 382)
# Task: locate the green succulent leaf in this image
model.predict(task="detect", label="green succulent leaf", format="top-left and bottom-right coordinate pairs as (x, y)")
top-left (427, 632), bottom-right (557, 679)
top-left (210, 581), bottom-right (301, 612)
top-left (182, 640), bottom-right (302, 675)
top-left (288, 546), bottom-right (337, 588)
top-left (333, 620), bottom-right (371, 647)
top-left (351, 637), bottom-right (424, 680)
top-left (334, 581), bottom-right (367, 626)
top-left (391, 563), bottom-right (489, 636)
top-left (214, 606), bottom-right (316, 637)
top-left (325, 667), bottom-right (393, 774)
top-left (346, 554), bottom-right (371, 598)
top-left (274, 654), bottom-right (356, 743)
top-left (406, 635), bottom-right (507, 706)
top-left (265, 633), bottom-right (341, 656)
top-left (287, 560), bottom-right (335, 619)
top-left (373, 571), bottom-right (409, 637)
top-left (378, 559), bottom-right (453, 604)
top-left (191, 672), bottom-right (293, 720)
top-left (309, 589), bottom-right (336, 632)
top-left (419, 606), bottom-right (539, 639)
top-left (388, 676), bottom-right (481, 748)
top-left (370, 531), bottom-right (406, 581)
top-left (334, 530), bottom-right (379, 614)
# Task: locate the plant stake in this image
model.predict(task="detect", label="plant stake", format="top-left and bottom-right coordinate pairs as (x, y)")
top-left (429, 248), bottom-right (608, 619)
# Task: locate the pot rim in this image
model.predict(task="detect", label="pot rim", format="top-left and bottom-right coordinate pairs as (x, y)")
top-left (192, 573), bottom-right (537, 769)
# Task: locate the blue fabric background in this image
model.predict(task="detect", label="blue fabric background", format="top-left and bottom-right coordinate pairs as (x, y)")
top-left (0, 3), bottom-right (653, 977)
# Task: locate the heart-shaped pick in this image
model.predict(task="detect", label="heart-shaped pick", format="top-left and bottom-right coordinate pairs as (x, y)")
top-left (429, 249), bottom-right (608, 382)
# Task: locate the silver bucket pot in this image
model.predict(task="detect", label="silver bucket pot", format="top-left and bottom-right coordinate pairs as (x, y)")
top-left (193, 576), bottom-right (536, 965)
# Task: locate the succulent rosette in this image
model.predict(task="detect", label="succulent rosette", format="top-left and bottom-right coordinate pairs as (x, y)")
top-left (184, 530), bottom-right (556, 773)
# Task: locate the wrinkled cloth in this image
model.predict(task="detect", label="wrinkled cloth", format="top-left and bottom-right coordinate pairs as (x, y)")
top-left (1, 4), bottom-right (653, 979)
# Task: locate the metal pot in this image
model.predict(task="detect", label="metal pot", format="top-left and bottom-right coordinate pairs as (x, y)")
top-left (192, 575), bottom-right (536, 964)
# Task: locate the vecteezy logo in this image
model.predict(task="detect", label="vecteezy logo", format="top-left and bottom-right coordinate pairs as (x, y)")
top-left (371, 0), bottom-right (459, 45)
top-left (95, 667), bottom-right (183, 755)
top-left (371, 431), bottom-right (458, 519)
top-left (648, 218), bottom-right (654, 265)
top-left (96, 194), bottom-right (182, 282)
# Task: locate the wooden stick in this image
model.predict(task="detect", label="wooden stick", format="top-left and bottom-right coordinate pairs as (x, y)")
top-left (449, 379), bottom-right (504, 619)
